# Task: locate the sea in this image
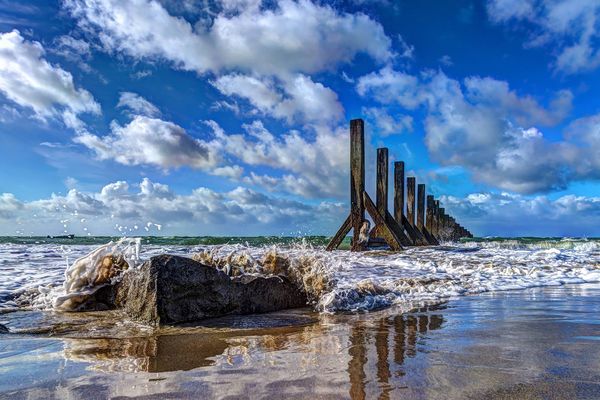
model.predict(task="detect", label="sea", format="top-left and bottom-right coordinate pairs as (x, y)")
top-left (1, 235), bottom-right (599, 313)
top-left (2, 236), bottom-right (600, 398)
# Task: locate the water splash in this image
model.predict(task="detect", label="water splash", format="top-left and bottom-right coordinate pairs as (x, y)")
top-left (3, 237), bottom-right (600, 314)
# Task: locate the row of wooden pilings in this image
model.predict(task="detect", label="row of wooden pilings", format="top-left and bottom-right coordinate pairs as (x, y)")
top-left (327, 119), bottom-right (473, 252)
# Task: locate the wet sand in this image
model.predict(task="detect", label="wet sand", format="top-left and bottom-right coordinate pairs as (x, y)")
top-left (2, 283), bottom-right (600, 399)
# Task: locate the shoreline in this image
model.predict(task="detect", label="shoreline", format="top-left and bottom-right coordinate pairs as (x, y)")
top-left (2, 283), bottom-right (600, 398)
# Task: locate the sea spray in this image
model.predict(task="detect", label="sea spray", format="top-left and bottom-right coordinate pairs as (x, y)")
top-left (53, 237), bottom-right (141, 310)
top-left (3, 237), bottom-right (600, 313)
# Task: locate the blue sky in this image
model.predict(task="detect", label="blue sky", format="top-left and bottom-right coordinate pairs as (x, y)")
top-left (1, 0), bottom-right (600, 237)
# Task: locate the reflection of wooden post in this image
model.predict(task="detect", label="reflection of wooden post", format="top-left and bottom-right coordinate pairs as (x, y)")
top-left (348, 324), bottom-right (367, 399)
top-left (376, 148), bottom-right (388, 217)
top-left (350, 119), bottom-right (365, 251)
top-left (407, 177), bottom-right (416, 227)
top-left (375, 319), bottom-right (391, 398)
top-left (393, 315), bottom-right (406, 368)
top-left (417, 184), bottom-right (425, 231)
top-left (394, 162), bottom-right (404, 224)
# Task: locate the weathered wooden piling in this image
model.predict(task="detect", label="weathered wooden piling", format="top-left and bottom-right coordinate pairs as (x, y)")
top-left (327, 119), bottom-right (405, 251)
top-left (376, 148), bottom-right (388, 217)
top-left (394, 162), bottom-right (404, 226)
top-left (370, 148), bottom-right (410, 247)
top-left (419, 187), bottom-right (439, 245)
top-left (433, 200), bottom-right (441, 239)
top-left (326, 118), bottom-right (472, 251)
top-left (407, 177), bottom-right (416, 227)
top-left (416, 184), bottom-right (425, 230)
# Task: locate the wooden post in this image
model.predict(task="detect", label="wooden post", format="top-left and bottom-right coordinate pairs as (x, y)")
top-left (350, 119), bottom-right (365, 251)
top-left (433, 200), bottom-right (440, 238)
top-left (439, 208), bottom-right (446, 241)
top-left (376, 148), bottom-right (388, 216)
top-left (394, 162), bottom-right (404, 224)
top-left (418, 187), bottom-right (439, 245)
top-left (426, 195), bottom-right (434, 232)
top-left (417, 184), bottom-right (425, 231)
top-left (326, 119), bottom-right (365, 251)
top-left (407, 177), bottom-right (416, 227)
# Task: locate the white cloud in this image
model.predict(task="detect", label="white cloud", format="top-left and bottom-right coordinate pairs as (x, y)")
top-left (212, 73), bottom-right (343, 124)
top-left (0, 178), bottom-right (346, 235)
top-left (52, 34), bottom-right (92, 71)
top-left (356, 66), bottom-right (421, 108)
top-left (75, 115), bottom-right (219, 170)
top-left (487, 0), bottom-right (600, 74)
top-left (357, 67), bottom-right (582, 193)
top-left (441, 191), bottom-right (600, 237)
top-left (0, 193), bottom-right (23, 219)
top-left (117, 92), bottom-right (161, 117)
top-left (363, 106), bottom-right (413, 136)
top-left (0, 30), bottom-right (100, 121)
top-left (396, 34), bottom-right (414, 59)
top-left (211, 165), bottom-right (244, 179)
top-left (64, 0), bottom-right (392, 76)
top-left (207, 120), bottom-right (349, 198)
top-left (439, 54), bottom-right (453, 66)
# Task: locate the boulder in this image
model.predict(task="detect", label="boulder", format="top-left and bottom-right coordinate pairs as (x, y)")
top-left (115, 255), bottom-right (307, 325)
top-left (0, 324), bottom-right (8, 334)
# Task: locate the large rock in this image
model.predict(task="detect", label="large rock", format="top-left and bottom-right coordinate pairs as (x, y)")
top-left (115, 255), bottom-right (307, 325)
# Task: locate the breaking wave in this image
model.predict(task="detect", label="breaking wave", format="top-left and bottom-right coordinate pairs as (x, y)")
top-left (2, 236), bottom-right (600, 313)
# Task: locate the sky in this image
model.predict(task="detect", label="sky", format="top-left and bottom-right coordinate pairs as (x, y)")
top-left (1, 0), bottom-right (600, 237)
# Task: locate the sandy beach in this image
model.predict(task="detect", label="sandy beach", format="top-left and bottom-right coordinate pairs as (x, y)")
top-left (2, 282), bottom-right (600, 399)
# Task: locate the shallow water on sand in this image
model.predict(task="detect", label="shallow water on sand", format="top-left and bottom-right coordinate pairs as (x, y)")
top-left (2, 283), bottom-right (600, 399)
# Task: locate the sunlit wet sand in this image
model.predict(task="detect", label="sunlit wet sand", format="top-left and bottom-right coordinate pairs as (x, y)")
top-left (2, 283), bottom-right (600, 399)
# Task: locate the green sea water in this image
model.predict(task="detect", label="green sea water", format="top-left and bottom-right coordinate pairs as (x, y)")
top-left (0, 235), bottom-right (599, 249)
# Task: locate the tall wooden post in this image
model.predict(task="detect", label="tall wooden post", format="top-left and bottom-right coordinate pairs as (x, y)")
top-left (350, 119), bottom-right (365, 251)
top-left (376, 148), bottom-right (388, 216)
top-left (417, 184), bottom-right (425, 231)
top-left (407, 177), bottom-right (416, 227)
top-left (439, 208), bottom-right (446, 240)
top-left (426, 195), bottom-right (434, 232)
top-left (433, 200), bottom-right (440, 238)
top-left (394, 162), bottom-right (404, 224)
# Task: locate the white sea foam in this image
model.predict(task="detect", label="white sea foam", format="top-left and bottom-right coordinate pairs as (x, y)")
top-left (1, 238), bottom-right (600, 313)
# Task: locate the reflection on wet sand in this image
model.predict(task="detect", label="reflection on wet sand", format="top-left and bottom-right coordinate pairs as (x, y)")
top-left (4, 284), bottom-right (600, 399)
top-left (348, 304), bottom-right (446, 400)
top-left (64, 318), bottom-right (316, 373)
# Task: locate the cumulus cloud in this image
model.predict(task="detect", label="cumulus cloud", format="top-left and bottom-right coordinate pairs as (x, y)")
top-left (207, 120), bottom-right (349, 198)
top-left (0, 30), bottom-right (100, 121)
top-left (117, 92), bottom-right (161, 117)
top-left (63, 0), bottom-right (392, 76)
top-left (211, 73), bottom-right (343, 123)
top-left (356, 66), bottom-right (421, 108)
top-left (52, 34), bottom-right (92, 71)
top-left (486, 0), bottom-right (600, 74)
top-left (75, 115), bottom-right (219, 169)
top-left (357, 67), bottom-right (583, 193)
top-left (0, 178), bottom-right (346, 235)
top-left (0, 193), bottom-right (23, 219)
top-left (363, 106), bottom-right (413, 136)
top-left (441, 191), bottom-right (600, 237)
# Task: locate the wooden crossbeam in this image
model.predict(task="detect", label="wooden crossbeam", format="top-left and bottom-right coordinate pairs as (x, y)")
top-left (371, 149), bottom-right (411, 246)
top-left (363, 191), bottom-right (403, 251)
